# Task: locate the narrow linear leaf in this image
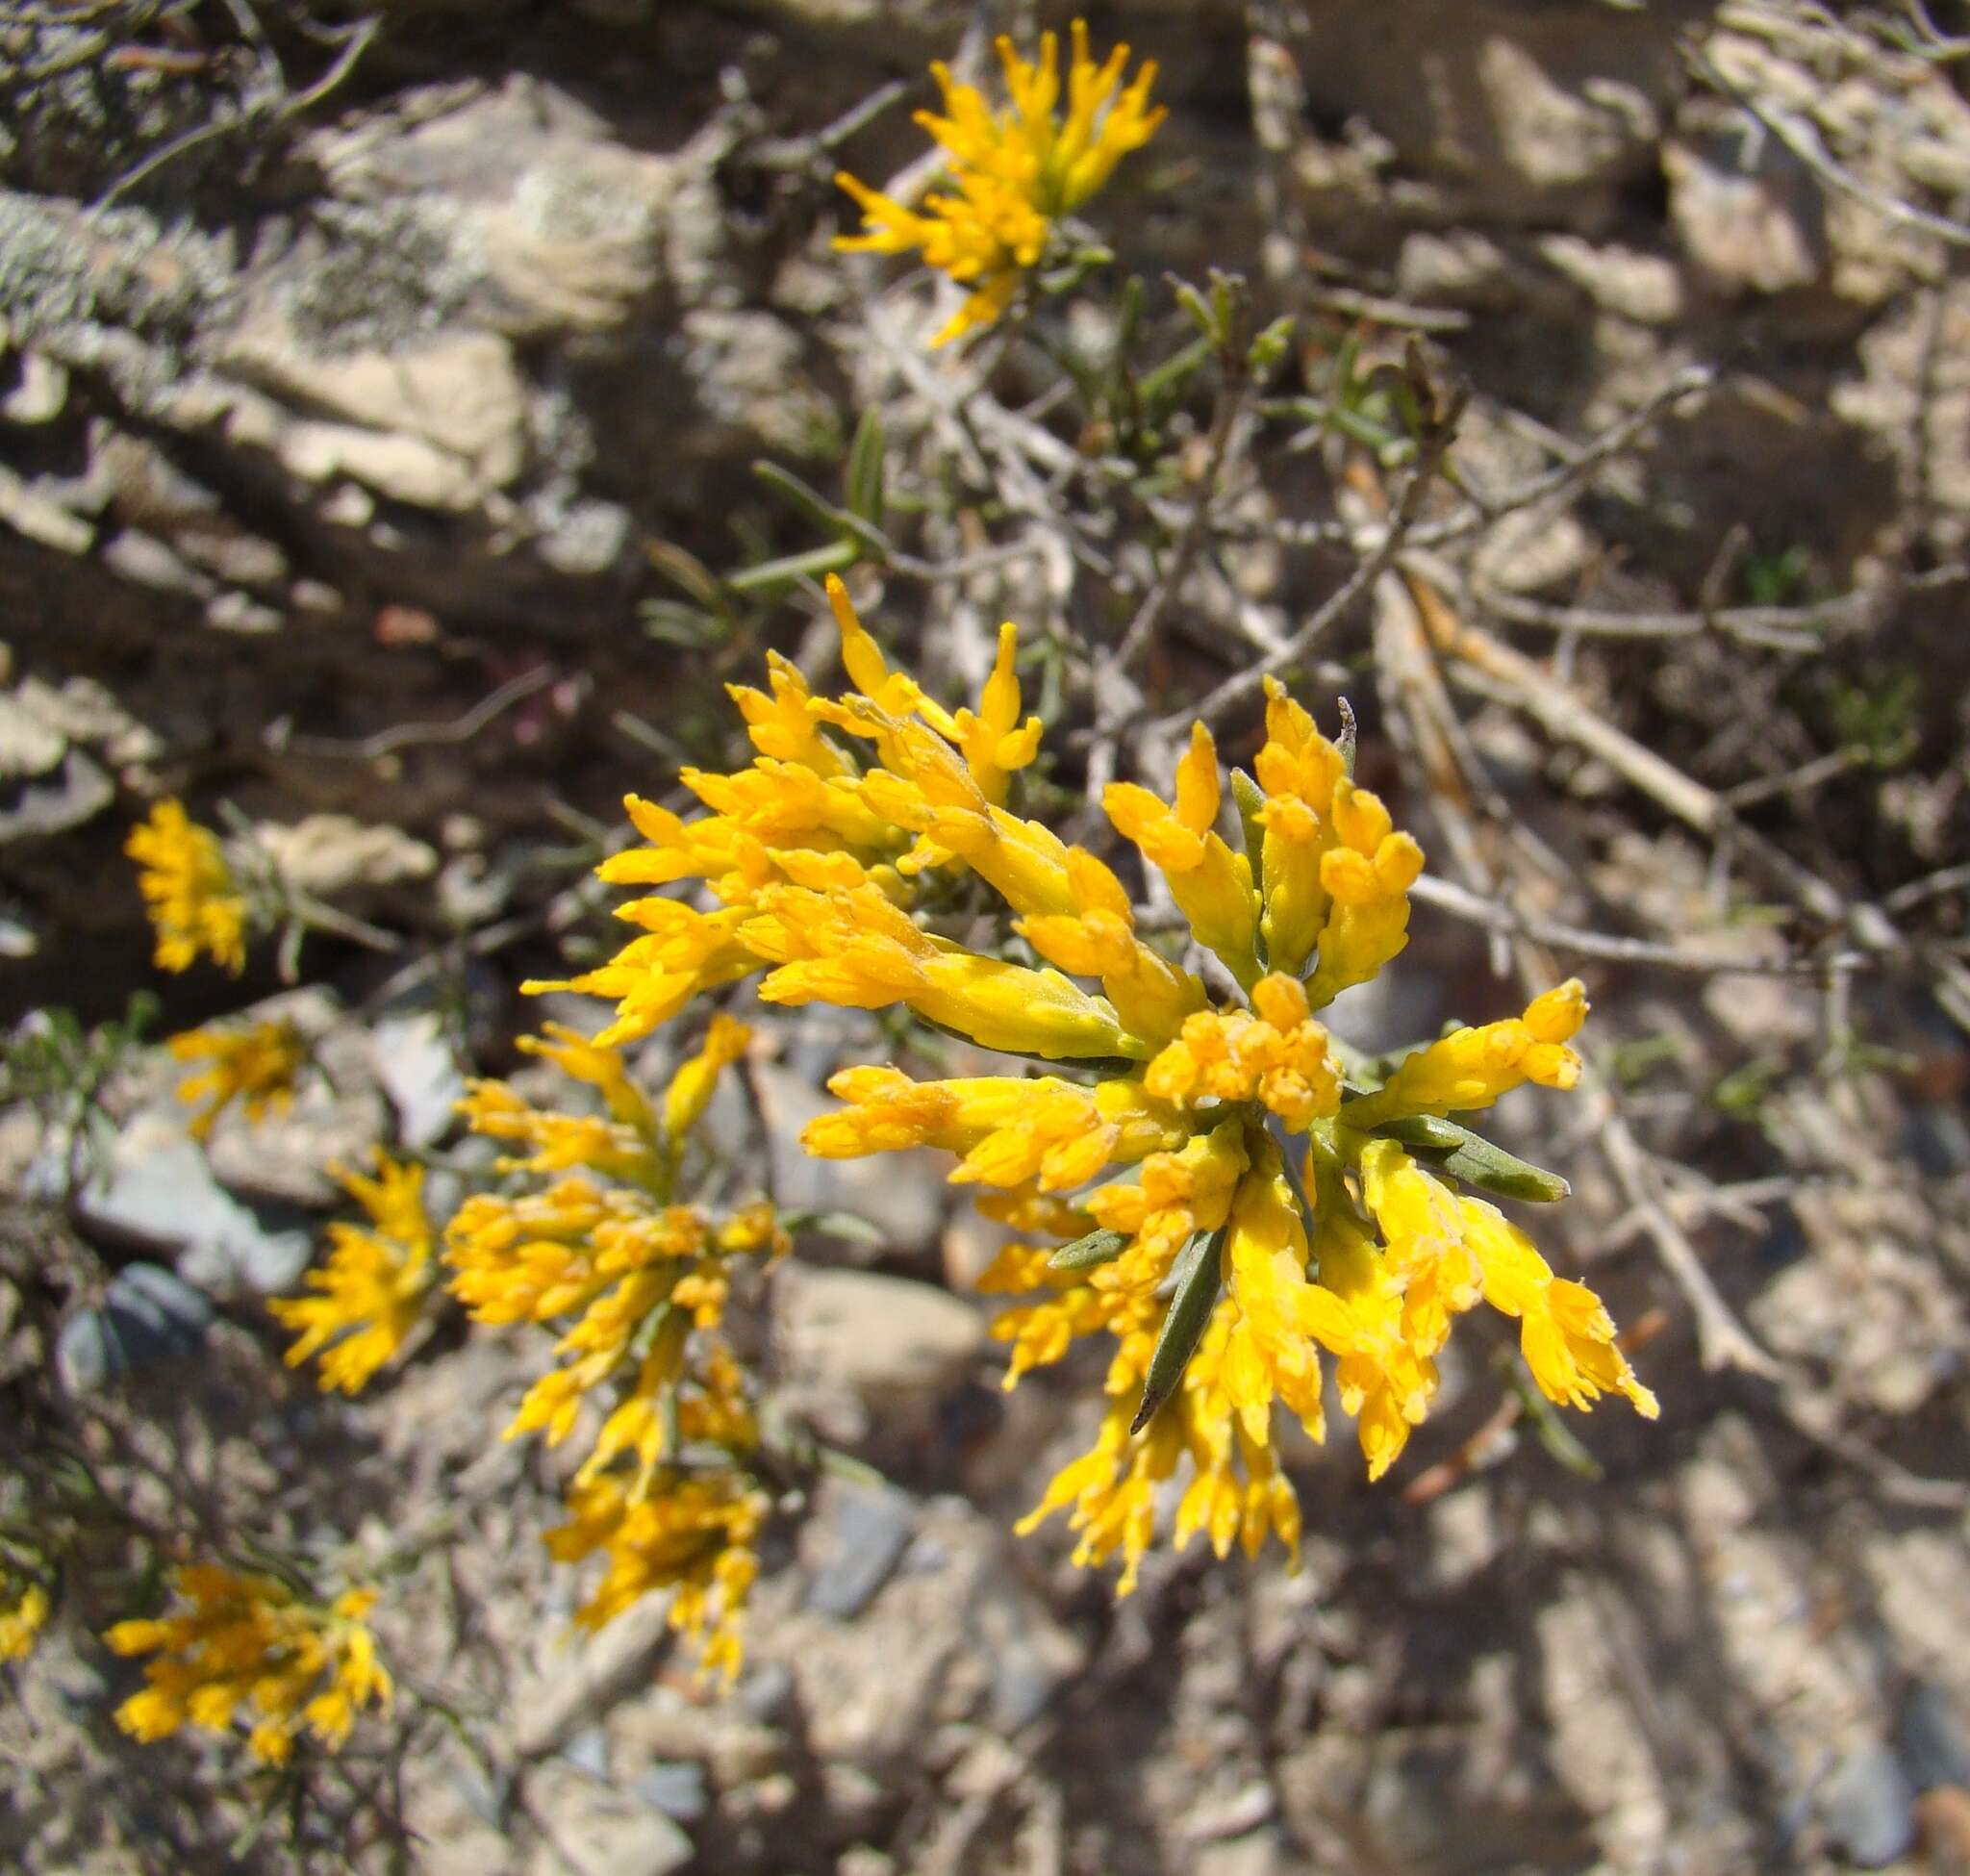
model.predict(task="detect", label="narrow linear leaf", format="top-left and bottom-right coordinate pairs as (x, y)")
top-left (778, 1208), bottom-right (888, 1244)
top-left (1371, 1114), bottom-right (1571, 1203)
top-left (1173, 278), bottom-right (1216, 339)
top-left (1138, 334), bottom-right (1212, 426)
top-left (644, 538), bottom-right (726, 612)
top-left (1229, 768), bottom-right (1269, 892)
top-left (1048, 1228), bottom-right (1131, 1273)
top-left (1131, 1228), bottom-right (1225, 1435)
top-left (846, 410), bottom-right (886, 529)
top-left (1372, 1114), bottom-right (1468, 1153)
top-left (726, 538), bottom-right (861, 594)
top-left (751, 460), bottom-right (890, 557)
top-left (1437, 1142), bottom-right (1570, 1204)
top-left (1503, 1355), bottom-right (1604, 1479)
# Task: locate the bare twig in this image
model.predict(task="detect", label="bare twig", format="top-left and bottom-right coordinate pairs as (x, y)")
top-left (1405, 570), bottom-right (1970, 1032)
top-left (1408, 874), bottom-right (1872, 978)
top-left (1082, 366), bottom-right (1251, 803)
top-left (1681, 32), bottom-right (1970, 250)
top-left (1882, 860), bottom-right (1970, 915)
top-left (92, 14), bottom-right (381, 210)
top-left (1159, 380), bottom-right (1470, 736)
top-left (1207, 365), bottom-right (1716, 552)
top-left (265, 665), bottom-right (561, 762)
top-left (1590, 1078), bottom-right (1787, 1378)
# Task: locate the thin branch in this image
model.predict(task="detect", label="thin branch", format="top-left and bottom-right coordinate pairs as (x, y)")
top-left (1408, 874), bottom-right (1871, 978)
top-left (1682, 32), bottom-right (1970, 250)
top-left (1160, 382), bottom-right (1470, 736)
top-left (265, 665), bottom-right (560, 762)
top-left (1882, 860), bottom-right (1970, 915)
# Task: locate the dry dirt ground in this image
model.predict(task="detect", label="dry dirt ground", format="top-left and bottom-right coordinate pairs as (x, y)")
top-left (5, 3), bottom-right (1970, 1873)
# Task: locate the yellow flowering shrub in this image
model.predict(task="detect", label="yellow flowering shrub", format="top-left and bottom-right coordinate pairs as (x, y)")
top-left (835, 20), bottom-right (1164, 344)
top-left (125, 798), bottom-right (251, 976)
top-left (168, 1018), bottom-right (309, 1141)
top-left (105, 1564), bottom-right (390, 1764)
top-left (0, 1580), bottom-right (49, 1661)
top-left (444, 1017), bottom-right (781, 1680)
top-left (270, 1153), bottom-right (438, 1395)
top-left (542, 574), bottom-right (1657, 1596)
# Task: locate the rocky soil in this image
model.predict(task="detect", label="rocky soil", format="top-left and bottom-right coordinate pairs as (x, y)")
top-left (5, 3), bottom-right (1970, 1873)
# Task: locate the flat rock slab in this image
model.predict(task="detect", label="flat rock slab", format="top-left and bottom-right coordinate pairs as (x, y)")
top-left (77, 1111), bottom-right (312, 1297)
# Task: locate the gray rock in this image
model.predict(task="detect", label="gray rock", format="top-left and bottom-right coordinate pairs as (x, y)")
top-left (1195, 1830), bottom-right (1291, 1876)
top-left (1664, 130), bottom-right (1825, 297)
top-left (2, 348), bottom-right (68, 424)
top-left (372, 1009), bottom-right (466, 1149)
top-left (256, 815), bottom-right (438, 900)
top-left (53, 1309), bottom-right (118, 1395)
top-left (629, 1762), bottom-right (707, 1822)
top-left (977, 1580), bottom-right (1087, 1734)
top-left (775, 1266), bottom-right (985, 1421)
top-left (805, 1481), bottom-right (915, 1619)
top-left (0, 748), bottom-right (113, 843)
top-left (1899, 1683), bottom-right (1970, 1794)
top-left (13, 674), bottom-right (164, 767)
top-left (737, 1662), bottom-right (795, 1726)
top-left (203, 591), bottom-right (283, 635)
top-left (522, 1763), bottom-right (692, 1876)
top-left (535, 494), bottom-right (634, 578)
top-left (78, 1112), bottom-right (312, 1297)
top-left (0, 691), bottom-right (67, 779)
top-left (222, 317), bottom-right (528, 501)
top-left (99, 527), bottom-right (216, 598)
top-left (1536, 234), bottom-right (1686, 325)
top-left (1820, 1740), bottom-right (1917, 1869)
top-left (105, 1261), bottom-right (215, 1358)
top-left (0, 461), bottom-right (93, 554)
top-left (561, 1725), bottom-right (611, 1782)
top-left (754, 1062), bottom-right (944, 1256)
top-left (55, 1261), bottom-right (214, 1393)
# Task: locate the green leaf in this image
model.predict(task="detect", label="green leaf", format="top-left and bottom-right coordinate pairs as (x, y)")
top-left (1137, 334), bottom-right (1212, 430)
top-left (750, 460), bottom-right (889, 558)
top-left (1247, 314), bottom-right (1297, 379)
top-left (1173, 278), bottom-right (1216, 339)
top-left (778, 1208), bottom-right (888, 1245)
top-left (846, 410), bottom-right (886, 530)
top-left (1047, 1228), bottom-right (1131, 1273)
top-left (1130, 1227), bottom-right (1225, 1434)
top-left (1230, 768), bottom-right (1268, 890)
top-left (725, 538), bottom-right (861, 594)
top-left (644, 539), bottom-right (726, 612)
top-left (1371, 1114), bottom-right (1571, 1203)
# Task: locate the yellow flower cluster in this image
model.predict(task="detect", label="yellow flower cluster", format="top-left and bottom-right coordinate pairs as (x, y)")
top-left (105, 1564), bottom-right (389, 1764)
top-left (834, 20), bottom-right (1164, 344)
top-left (270, 1154), bottom-right (437, 1395)
top-left (168, 1018), bottom-right (309, 1141)
top-left (553, 578), bottom-right (1657, 1597)
top-left (446, 1017), bottom-right (779, 1678)
top-left (0, 1581), bottom-right (49, 1661)
top-left (126, 798), bottom-right (251, 976)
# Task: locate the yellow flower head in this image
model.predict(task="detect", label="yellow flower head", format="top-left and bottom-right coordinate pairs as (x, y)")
top-left (269, 1154), bottom-right (436, 1395)
top-left (126, 798), bottom-right (250, 976)
top-left (0, 1582), bottom-right (50, 1662)
top-left (545, 1470), bottom-right (768, 1684)
top-left (549, 578), bottom-right (1654, 1595)
top-left (444, 1019), bottom-right (780, 1677)
top-left (834, 19), bottom-right (1165, 344)
top-left (168, 1018), bottom-right (309, 1142)
top-left (105, 1563), bottom-right (390, 1762)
